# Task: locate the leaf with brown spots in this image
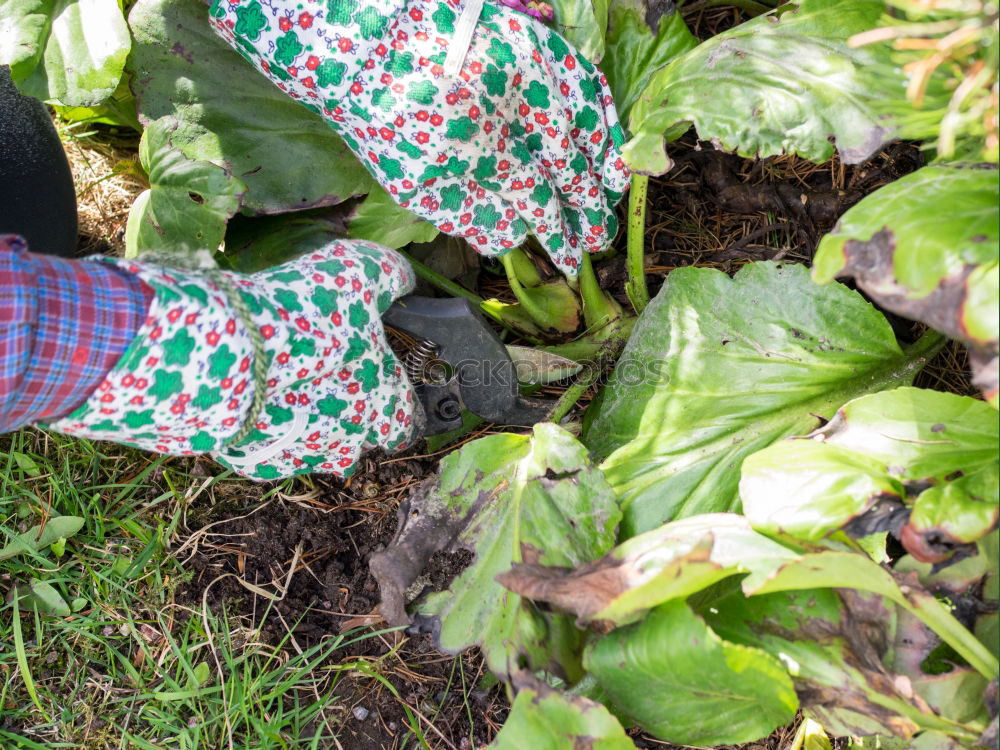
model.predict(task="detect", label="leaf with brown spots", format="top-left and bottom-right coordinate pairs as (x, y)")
top-left (498, 513), bottom-right (798, 628)
top-left (370, 424), bottom-right (621, 682)
top-left (741, 387), bottom-right (999, 561)
top-left (488, 672), bottom-right (634, 750)
top-left (814, 166), bottom-right (999, 406)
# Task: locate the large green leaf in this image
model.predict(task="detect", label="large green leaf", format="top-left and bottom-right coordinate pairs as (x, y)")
top-left (549, 0), bottom-right (608, 65)
top-left (0, 0), bottom-right (49, 77)
top-left (498, 513), bottom-right (798, 627)
top-left (0, 0), bottom-right (130, 106)
top-left (125, 118), bottom-right (246, 256)
top-left (221, 213), bottom-right (352, 274)
top-left (370, 424), bottom-right (621, 681)
top-left (347, 185), bottom-right (439, 249)
top-left (742, 388), bottom-right (999, 548)
top-left (622, 0), bottom-right (899, 175)
top-left (813, 166), bottom-right (999, 406)
top-left (600, 0), bottom-right (698, 125)
top-left (700, 588), bottom-right (984, 742)
top-left (128, 0), bottom-right (374, 215)
top-left (489, 674), bottom-right (634, 750)
top-left (748, 551), bottom-right (998, 680)
top-left (583, 261), bottom-right (940, 537)
top-left (585, 600), bottom-right (798, 745)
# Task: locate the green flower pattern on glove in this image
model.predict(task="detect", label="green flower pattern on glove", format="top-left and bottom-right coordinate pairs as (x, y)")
top-left (47, 241), bottom-right (420, 481)
top-left (208, 0), bottom-right (630, 275)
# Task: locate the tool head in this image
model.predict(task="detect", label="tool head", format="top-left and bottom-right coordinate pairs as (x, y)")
top-left (385, 296), bottom-right (556, 434)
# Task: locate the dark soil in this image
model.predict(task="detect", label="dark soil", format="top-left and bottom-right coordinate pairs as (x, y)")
top-left (175, 450), bottom-right (508, 749)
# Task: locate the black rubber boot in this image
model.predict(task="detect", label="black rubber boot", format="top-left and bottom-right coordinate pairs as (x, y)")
top-left (0, 65), bottom-right (78, 257)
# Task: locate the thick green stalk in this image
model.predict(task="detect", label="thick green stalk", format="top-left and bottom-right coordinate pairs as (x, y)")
top-left (501, 253), bottom-right (553, 327)
top-left (506, 247), bottom-right (544, 287)
top-left (397, 249), bottom-right (521, 332)
top-left (579, 253), bottom-right (621, 330)
top-left (625, 173), bottom-right (650, 315)
top-left (542, 315), bottom-right (636, 364)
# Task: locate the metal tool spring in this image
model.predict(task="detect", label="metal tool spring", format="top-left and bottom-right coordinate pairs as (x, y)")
top-left (404, 339), bottom-right (439, 384)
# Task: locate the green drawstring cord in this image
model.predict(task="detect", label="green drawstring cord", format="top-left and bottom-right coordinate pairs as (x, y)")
top-left (136, 251), bottom-right (269, 449)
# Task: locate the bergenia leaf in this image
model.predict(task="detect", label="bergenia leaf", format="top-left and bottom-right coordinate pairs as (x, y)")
top-left (741, 440), bottom-right (904, 541)
top-left (622, 0), bottom-right (899, 175)
top-left (125, 118), bottom-right (246, 256)
top-left (584, 600), bottom-right (798, 746)
top-left (128, 0), bottom-right (375, 215)
top-left (600, 0), bottom-right (698, 125)
top-left (699, 588), bottom-right (979, 741)
top-left (222, 214), bottom-right (355, 274)
top-left (370, 424), bottom-right (621, 681)
top-left (0, 0), bottom-right (49, 80)
top-left (748, 551), bottom-right (998, 679)
top-left (347, 185), bottom-right (439, 249)
top-left (813, 166), bottom-right (999, 406)
top-left (499, 513), bottom-right (798, 627)
top-left (583, 262), bottom-right (940, 537)
top-left (549, 0), bottom-right (608, 64)
top-left (907, 471), bottom-right (999, 548)
top-left (909, 668), bottom-right (991, 728)
top-left (741, 388), bottom-right (999, 551)
top-left (488, 673), bottom-right (634, 750)
top-left (0, 0), bottom-right (130, 106)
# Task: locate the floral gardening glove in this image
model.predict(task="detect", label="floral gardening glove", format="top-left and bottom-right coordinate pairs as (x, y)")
top-left (208, 0), bottom-right (631, 276)
top-left (47, 241), bottom-right (420, 481)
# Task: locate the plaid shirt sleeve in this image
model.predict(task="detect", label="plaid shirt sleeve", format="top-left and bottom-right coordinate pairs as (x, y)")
top-left (0, 234), bottom-right (153, 433)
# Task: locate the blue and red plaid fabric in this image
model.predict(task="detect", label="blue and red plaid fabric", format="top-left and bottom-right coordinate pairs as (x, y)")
top-left (0, 234), bottom-right (152, 432)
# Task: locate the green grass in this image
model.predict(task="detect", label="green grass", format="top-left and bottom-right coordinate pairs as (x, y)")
top-left (0, 428), bottom-right (402, 748)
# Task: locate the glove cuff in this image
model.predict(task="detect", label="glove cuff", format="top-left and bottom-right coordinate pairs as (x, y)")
top-left (48, 258), bottom-right (262, 456)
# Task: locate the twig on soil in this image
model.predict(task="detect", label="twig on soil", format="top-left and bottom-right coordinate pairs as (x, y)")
top-left (721, 221), bottom-right (801, 257)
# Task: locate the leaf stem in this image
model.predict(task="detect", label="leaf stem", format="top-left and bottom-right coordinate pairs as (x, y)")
top-left (541, 315), bottom-right (636, 363)
top-left (548, 364), bottom-right (601, 423)
top-left (501, 252), bottom-right (553, 329)
top-left (396, 250), bottom-right (483, 306)
top-left (899, 590), bottom-right (998, 680)
top-left (903, 327), bottom-right (947, 361)
top-left (625, 173), bottom-right (650, 315)
top-left (579, 253), bottom-right (622, 329)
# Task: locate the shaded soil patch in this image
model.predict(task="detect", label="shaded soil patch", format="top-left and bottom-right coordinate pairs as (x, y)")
top-left (174, 451), bottom-right (507, 749)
